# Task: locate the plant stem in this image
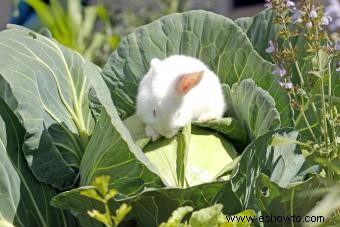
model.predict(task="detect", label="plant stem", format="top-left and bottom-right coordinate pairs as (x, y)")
top-left (281, 16), bottom-right (304, 87)
top-left (318, 55), bottom-right (329, 152)
top-left (328, 62), bottom-right (337, 156)
top-left (290, 187), bottom-right (295, 227)
top-left (320, 79), bottom-right (329, 150)
top-left (105, 201), bottom-right (113, 227)
top-left (317, 52), bottom-right (334, 184)
top-left (279, 15), bottom-right (316, 140)
top-left (292, 91), bottom-right (318, 141)
top-left (327, 61), bottom-right (337, 184)
top-left (289, 43), bottom-right (305, 87)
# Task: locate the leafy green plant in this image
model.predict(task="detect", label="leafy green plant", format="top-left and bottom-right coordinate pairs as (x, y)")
top-left (160, 204), bottom-right (255, 227)
top-left (236, 1), bottom-right (340, 224)
top-left (109, 0), bottom-right (190, 36)
top-left (24, 0), bottom-right (120, 66)
top-left (80, 176), bottom-right (132, 227)
top-left (0, 24), bottom-right (118, 190)
top-left (0, 97), bottom-right (77, 226)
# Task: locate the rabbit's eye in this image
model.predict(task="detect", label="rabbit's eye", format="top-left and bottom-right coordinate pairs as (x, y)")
top-left (177, 112), bottom-right (180, 118)
top-left (153, 109), bottom-right (156, 117)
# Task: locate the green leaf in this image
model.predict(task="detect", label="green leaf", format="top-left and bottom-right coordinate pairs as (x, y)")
top-left (160, 206), bottom-right (193, 227)
top-left (0, 99), bottom-right (77, 226)
top-left (92, 175), bottom-right (110, 197)
top-left (124, 115), bottom-right (239, 187)
top-left (222, 210), bottom-right (255, 226)
top-left (67, 0), bottom-right (82, 30)
top-left (24, 0), bottom-right (55, 30)
top-left (255, 173), bottom-right (322, 218)
top-left (51, 186), bottom-right (101, 212)
top-left (231, 128), bottom-right (319, 211)
top-left (234, 17), bottom-right (253, 33)
top-left (124, 181), bottom-right (230, 226)
top-left (88, 209), bottom-right (110, 226)
top-left (0, 217), bottom-right (14, 227)
top-left (80, 188), bottom-right (105, 203)
top-left (0, 25), bottom-right (114, 189)
top-left (235, 9), bottom-right (279, 62)
top-left (52, 180), bottom-right (232, 227)
top-left (192, 117), bottom-right (248, 145)
top-left (189, 204), bottom-right (223, 227)
top-left (112, 203), bottom-right (132, 226)
top-left (88, 88), bottom-right (103, 122)
top-left (107, 189), bottom-right (119, 200)
top-left (79, 6), bottom-right (99, 56)
top-left (123, 115), bottom-right (150, 149)
top-left (80, 107), bottom-right (164, 196)
top-left (51, 186), bottom-right (104, 227)
top-left (225, 79), bottom-right (281, 140)
top-left (102, 10), bottom-right (293, 128)
top-left (176, 124), bottom-right (191, 187)
top-left (143, 125), bottom-right (238, 187)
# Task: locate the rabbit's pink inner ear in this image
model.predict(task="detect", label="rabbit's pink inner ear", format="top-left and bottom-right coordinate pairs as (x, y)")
top-left (176, 71), bottom-right (204, 94)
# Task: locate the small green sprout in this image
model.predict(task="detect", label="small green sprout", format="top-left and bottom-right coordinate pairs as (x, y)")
top-left (80, 176), bottom-right (132, 227)
top-left (160, 204), bottom-right (255, 227)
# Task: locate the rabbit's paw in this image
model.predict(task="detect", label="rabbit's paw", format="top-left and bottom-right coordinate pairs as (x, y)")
top-left (198, 112), bottom-right (221, 122)
top-left (145, 125), bottom-right (161, 141)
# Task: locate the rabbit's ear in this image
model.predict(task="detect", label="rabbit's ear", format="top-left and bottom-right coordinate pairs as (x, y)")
top-left (176, 71), bottom-right (204, 94)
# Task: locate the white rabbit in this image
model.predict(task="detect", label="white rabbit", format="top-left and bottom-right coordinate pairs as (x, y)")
top-left (136, 55), bottom-right (226, 141)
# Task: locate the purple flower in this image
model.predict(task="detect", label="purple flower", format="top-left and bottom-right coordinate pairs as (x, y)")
top-left (335, 41), bottom-right (340, 51)
top-left (279, 81), bottom-right (293, 89)
top-left (265, 40), bottom-right (275, 54)
top-left (273, 65), bottom-right (286, 77)
top-left (325, 0), bottom-right (340, 31)
top-left (306, 20), bottom-right (313, 28)
top-left (337, 62), bottom-right (340, 72)
top-left (326, 0), bottom-right (340, 16)
top-left (329, 18), bottom-right (340, 31)
top-left (264, 0), bottom-right (273, 9)
top-left (321, 16), bottom-right (332, 25)
top-left (286, 0), bottom-right (295, 8)
top-left (310, 6), bottom-right (318, 19)
top-left (291, 10), bottom-right (303, 23)
top-left (265, 2), bottom-right (272, 9)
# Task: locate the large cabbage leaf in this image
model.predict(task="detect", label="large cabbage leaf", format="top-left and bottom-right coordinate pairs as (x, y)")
top-left (0, 25), bottom-right (114, 189)
top-left (223, 79), bottom-right (280, 141)
top-left (139, 125), bottom-right (237, 187)
top-left (255, 173), bottom-right (322, 219)
top-left (80, 107), bottom-right (164, 196)
top-left (102, 10), bottom-right (293, 128)
top-left (192, 117), bottom-right (248, 146)
top-left (52, 181), bottom-right (238, 227)
top-left (231, 128), bottom-right (320, 212)
top-left (235, 9), bottom-right (278, 62)
top-left (0, 99), bottom-right (77, 226)
top-left (124, 115), bottom-right (239, 187)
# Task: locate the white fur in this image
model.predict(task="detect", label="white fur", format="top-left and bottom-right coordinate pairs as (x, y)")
top-left (136, 55), bottom-right (226, 141)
